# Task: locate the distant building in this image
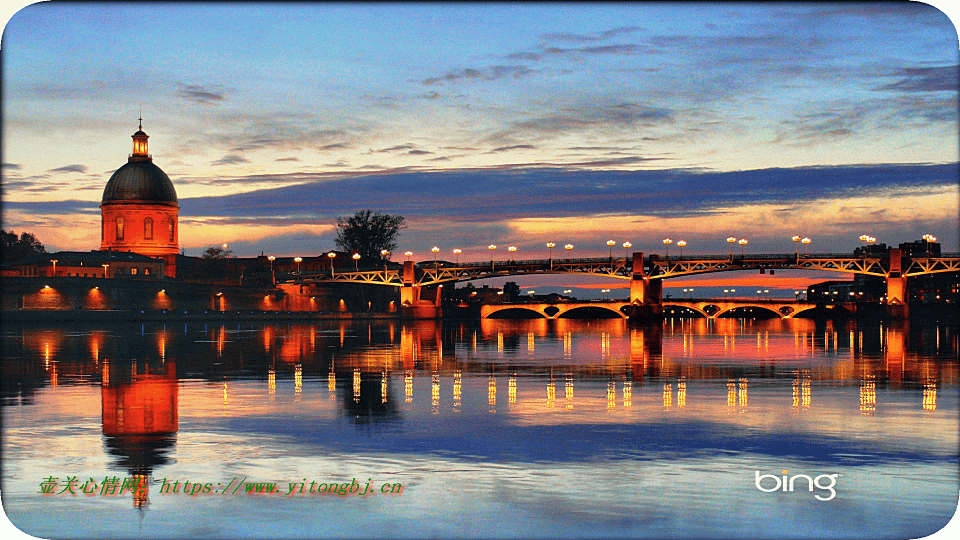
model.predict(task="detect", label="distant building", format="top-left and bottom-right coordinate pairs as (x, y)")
top-left (100, 119), bottom-right (179, 277)
top-left (807, 280), bottom-right (854, 302)
top-left (12, 250), bottom-right (164, 279)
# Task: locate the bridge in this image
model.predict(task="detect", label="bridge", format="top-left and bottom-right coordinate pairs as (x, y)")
top-left (480, 299), bottom-right (819, 320)
top-left (295, 250), bottom-right (960, 320)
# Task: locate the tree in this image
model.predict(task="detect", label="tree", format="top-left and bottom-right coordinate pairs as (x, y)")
top-left (1, 230), bottom-right (46, 264)
top-left (334, 210), bottom-right (405, 263)
top-left (201, 246), bottom-right (233, 259)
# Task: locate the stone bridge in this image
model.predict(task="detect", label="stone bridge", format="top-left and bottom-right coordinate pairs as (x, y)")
top-left (480, 299), bottom-right (822, 320)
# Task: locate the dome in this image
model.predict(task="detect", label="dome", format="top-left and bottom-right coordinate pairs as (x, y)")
top-left (101, 161), bottom-right (178, 205)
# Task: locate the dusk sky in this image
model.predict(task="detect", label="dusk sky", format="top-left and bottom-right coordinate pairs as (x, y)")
top-left (2, 2), bottom-right (958, 295)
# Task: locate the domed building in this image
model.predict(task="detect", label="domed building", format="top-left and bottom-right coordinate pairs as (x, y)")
top-left (100, 120), bottom-right (179, 277)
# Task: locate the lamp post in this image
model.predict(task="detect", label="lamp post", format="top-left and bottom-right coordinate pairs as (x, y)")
top-left (381, 249), bottom-right (390, 272)
top-left (489, 244), bottom-right (497, 270)
top-left (564, 244), bottom-right (573, 260)
top-left (622, 241), bottom-right (631, 260)
top-left (547, 242), bottom-right (555, 269)
top-left (738, 238), bottom-right (748, 258)
top-left (268, 255), bottom-right (275, 271)
top-left (677, 240), bottom-right (686, 258)
top-left (607, 239), bottom-right (616, 259)
top-left (508, 246), bottom-right (517, 262)
top-left (453, 248), bottom-right (461, 265)
top-left (294, 257), bottom-right (302, 274)
top-left (923, 234), bottom-right (937, 256)
top-left (327, 252), bottom-right (336, 277)
top-left (727, 237), bottom-right (736, 260)
top-left (792, 235), bottom-right (801, 259)
top-left (800, 237), bottom-right (811, 257)
top-left (352, 253), bottom-right (361, 271)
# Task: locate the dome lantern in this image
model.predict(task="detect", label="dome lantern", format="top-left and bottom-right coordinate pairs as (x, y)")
top-left (131, 117), bottom-right (151, 161)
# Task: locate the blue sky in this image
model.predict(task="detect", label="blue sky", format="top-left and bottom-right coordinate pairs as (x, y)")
top-left (1, 2), bottom-right (957, 277)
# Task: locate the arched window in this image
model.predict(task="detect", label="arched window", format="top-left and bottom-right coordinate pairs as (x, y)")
top-left (168, 216), bottom-right (176, 242)
top-left (116, 217), bottom-right (124, 242)
top-left (144, 217), bottom-right (154, 240)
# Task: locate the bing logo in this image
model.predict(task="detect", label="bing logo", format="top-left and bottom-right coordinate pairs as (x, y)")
top-left (755, 469), bottom-right (839, 501)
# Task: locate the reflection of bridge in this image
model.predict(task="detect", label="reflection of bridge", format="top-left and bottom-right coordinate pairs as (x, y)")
top-left (481, 299), bottom-right (819, 320)
top-left (296, 251), bottom-right (960, 319)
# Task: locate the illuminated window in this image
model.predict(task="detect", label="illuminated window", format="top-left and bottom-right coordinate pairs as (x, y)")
top-left (144, 268), bottom-right (150, 276)
top-left (144, 217), bottom-right (153, 239)
top-left (168, 217), bottom-right (175, 242)
top-left (131, 268), bottom-right (138, 275)
top-left (116, 217), bottom-right (124, 242)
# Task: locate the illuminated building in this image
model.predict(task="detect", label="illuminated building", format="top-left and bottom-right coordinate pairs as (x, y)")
top-left (100, 119), bottom-right (179, 277)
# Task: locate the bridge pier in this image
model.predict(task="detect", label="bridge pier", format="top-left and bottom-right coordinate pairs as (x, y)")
top-left (627, 252), bottom-right (663, 322)
top-left (885, 249), bottom-right (909, 321)
top-left (400, 260), bottom-right (442, 319)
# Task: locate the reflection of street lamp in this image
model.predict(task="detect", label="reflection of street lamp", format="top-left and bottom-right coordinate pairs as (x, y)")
top-left (294, 257), bottom-right (302, 274)
top-left (352, 253), bottom-right (361, 271)
top-left (607, 240), bottom-right (616, 258)
top-left (727, 236), bottom-right (736, 259)
top-left (677, 240), bottom-right (686, 257)
top-left (327, 252), bottom-right (336, 277)
top-left (601, 288), bottom-right (610, 299)
top-left (50, 259), bottom-right (58, 277)
top-left (102, 264), bottom-right (109, 278)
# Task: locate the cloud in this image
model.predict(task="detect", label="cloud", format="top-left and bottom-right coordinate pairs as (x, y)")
top-left (773, 109), bottom-right (868, 147)
top-left (178, 83), bottom-right (228, 104)
top-left (487, 102), bottom-right (674, 145)
top-left (374, 144), bottom-right (416, 153)
top-left (879, 65), bottom-right (959, 93)
top-left (318, 142), bottom-right (352, 152)
top-left (423, 65), bottom-right (537, 85)
top-left (2, 163), bottom-right (22, 170)
top-left (211, 154), bottom-right (250, 166)
top-left (47, 164), bottom-right (87, 174)
top-left (489, 145), bottom-right (537, 154)
top-left (540, 26), bottom-right (644, 43)
top-left (407, 149), bottom-right (433, 156)
top-left (275, 157), bottom-right (300, 162)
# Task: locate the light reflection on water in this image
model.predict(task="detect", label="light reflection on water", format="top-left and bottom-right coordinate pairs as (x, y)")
top-left (2, 318), bottom-right (958, 539)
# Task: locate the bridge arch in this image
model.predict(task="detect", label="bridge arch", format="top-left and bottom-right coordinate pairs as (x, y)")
top-left (715, 305), bottom-right (780, 319)
top-left (556, 305), bottom-right (625, 319)
top-left (662, 305), bottom-right (708, 318)
top-left (485, 307), bottom-right (546, 319)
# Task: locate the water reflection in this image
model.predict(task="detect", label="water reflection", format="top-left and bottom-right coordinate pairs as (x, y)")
top-left (2, 317), bottom-right (958, 538)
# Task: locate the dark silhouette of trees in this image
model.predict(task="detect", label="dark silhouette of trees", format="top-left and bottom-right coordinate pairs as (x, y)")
top-left (201, 246), bottom-right (233, 259)
top-left (334, 210), bottom-right (405, 264)
top-left (1, 230), bottom-right (46, 263)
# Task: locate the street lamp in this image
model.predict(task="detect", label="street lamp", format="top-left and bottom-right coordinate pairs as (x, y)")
top-left (489, 244), bottom-right (497, 269)
top-left (663, 238), bottom-right (672, 258)
top-left (738, 238), bottom-right (748, 257)
top-left (800, 237), bottom-right (811, 257)
top-left (547, 242), bottom-right (555, 269)
top-left (622, 241), bottom-right (632, 259)
top-left (381, 249), bottom-right (390, 272)
top-left (404, 251), bottom-right (413, 260)
top-left (607, 239), bottom-right (616, 258)
top-left (294, 257), bottom-right (302, 274)
top-left (268, 255), bottom-right (275, 271)
top-left (453, 248), bottom-right (461, 264)
top-left (727, 236), bottom-right (737, 259)
top-left (677, 240), bottom-right (686, 258)
top-left (564, 244), bottom-right (573, 260)
top-left (327, 252), bottom-right (336, 277)
top-left (352, 253), bottom-right (361, 271)
top-left (508, 246), bottom-right (517, 261)
top-left (792, 235), bottom-right (801, 258)
top-left (923, 234), bottom-right (937, 256)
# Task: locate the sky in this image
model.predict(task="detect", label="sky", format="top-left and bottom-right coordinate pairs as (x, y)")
top-left (1, 2), bottom-right (958, 297)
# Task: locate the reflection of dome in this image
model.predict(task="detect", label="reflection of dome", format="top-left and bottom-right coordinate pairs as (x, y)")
top-left (102, 161), bottom-right (178, 205)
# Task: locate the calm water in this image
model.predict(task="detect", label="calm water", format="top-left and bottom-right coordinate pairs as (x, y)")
top-left (2, 317), bottom-right (958, 539)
